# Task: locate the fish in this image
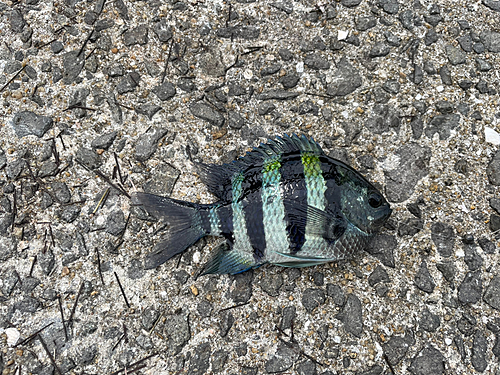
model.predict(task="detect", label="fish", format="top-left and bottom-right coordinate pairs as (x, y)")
top-left (132, 134), bottom-right (392, 274)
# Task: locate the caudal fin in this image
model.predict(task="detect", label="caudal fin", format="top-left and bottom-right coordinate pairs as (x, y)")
top-left (132, 192), bottom-right (206, 269)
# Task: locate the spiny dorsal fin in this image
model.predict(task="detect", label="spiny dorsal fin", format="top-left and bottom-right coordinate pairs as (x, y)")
top-left (233, 134), bottom-right (325, 170)
top-left (195, 134), bottom-right (324, 200)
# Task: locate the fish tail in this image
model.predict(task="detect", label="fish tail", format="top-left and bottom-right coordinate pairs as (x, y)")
top-left (132, 192), bottom-right (210, 269)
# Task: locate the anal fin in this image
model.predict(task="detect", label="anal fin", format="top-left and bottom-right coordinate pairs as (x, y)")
top-left (202, 242), bottom-right (259, 275)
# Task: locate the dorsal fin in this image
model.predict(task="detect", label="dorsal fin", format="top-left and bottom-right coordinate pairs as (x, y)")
top-left (226, 134), bottom-right (324, 173)
top-left (195, 134), bottom-right (325, 200)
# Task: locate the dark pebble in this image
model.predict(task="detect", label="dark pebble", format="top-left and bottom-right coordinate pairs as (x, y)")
top-left (76, 147), bottom-right (102, 170)
top-left (38, 250), bottom-right (55, 275)
top-left (163, 314), bottom-right (190, 354)
top-left (457, 312), bottom-right (476, 336)
top-left (431, 222), bottom-right (455, 257)
top-left (355, 365), bottom-right (383, 375)
top-left (143, 163), bottom-right (180, 197)
top-left (219, 311), bottom-right (234, 337)
top-left (439, 65), bottom-right (452, 85)
top-left (410, 65), bottom-right (423, 85)
top-left (383, 331), bottom-right (414, 366)
top-left (302, 288), bottom-right (325, 313)
top-left (471, 331), bottom-right (488, 372)
top-left (15, 296), bottom-right (40, 313)
top-left (296, 360), bottom-right (316, 375)
top-left (278, 48), bottom-right (293, 61)
top-left (326, 57), bottom-right (362, 96)
top-left (6, 158), bottom-right (26, 180)
top-left (153, 19), bottom-right (173, 42)
top-left (425, 114), bottom-right (461, 140)
top-left (312, 271), bottom-right (324, 286)
top-left (60, 205), bottom-right (81, 223)
top-left (123, 25), bottom-right (148, 46)
top-left (436, 261), bottom-right (456, 283)
top-left (116, 72), bottom-right (140, 94)
top-left (141, 306), bottom-right (160, 330)
top-left (477, 58), bottom-right (493, 72)
top-left (368, 265), bottom-right (390, 287)
top-left (408, 345), bottom-right (445, 375)
top-left (228, 111), bottom-right (245, 129)
top-left (259, 273), bottom-right (283, 297)
top-left (62, 51), bottom-right (85, 84)
top-left (445, 44), bottom-right (466, 65)
top-left (464, 245), bottom-right (483, 271)
top-left (258, 102), bottom-right (276, 116)
top-left (173, 270), bottom-right (190, 284)
top-left (256, 90), bottom-right (299, 101)
top-left (1, 269), bottom-right (18, 295)
top-left (340, 0), bottom-right (361, 7)
top-left (190, 102), bottom-right (224, 126)
top-left (265, 341), bottom-right (299, 373)
top-left (454, 335), bottom-right (466, 360)
top-left (75, 344), bottom-right (97, 366)
top-left (423, 60), bottom-right (436, 75)
top-left (280, 306), bottom-right (296, 330)
top-left (235, 342), bottom-right (247, 357)
top-left (368, 42), bottom-right (390, 58)
top-left (411, 117), bottom-right (424, 139)
top-left (51, 182), bottom-right (71, 203)
top-left (10, 9), bottom-right (27, 33)
top-left (261, 64), bottom-right (282, 76)
top-left (152, 81), bottom-right (176, 101)
top-left (304, 54), bottom-right (330, 70)
top-left (91, 131), bottom-right (117, 150)
top-left (229, 270), bottom-right (253, 303)
top-left (398, 217), bottom-right (423, 237)
top-left (478, 237), bottom-right (496, 254)
top-left (326, 284), bottom-right (345, 307)
top-left (365, 104), bottom-right (400, 134)
top-left (188, 342), bottom-right (211, 375)
top-left (414, 261), bottom-right (436, 293)
top-left (481, 30), bottom-right (500, 52)
top-left (211, 350), bottom-right (228, 373)
top-left (487, 149), bottom-right (500, 185)
top-left (457, 34), bottom-right (473, 52)
top-left (484, 275), bottom-right (500, 310)
top-left (197, 300), bottom-right (213, 318)
top-left (419, 308), bottom-right (440, 332)
top-left (458, 270), bottom-right (482, 304)
top-left (336, 294), bottom-right (363, 337)
top-left (366, 233), bottom-right (396, 267)
top-left (399, 10), bottom-right (414, 30)
top-left (135, 104), bottom-right (161, 120)
top-left (384, 144), bottom-right (431, 203)
top-left (384, 31), bottom-right (401, 47)
top-left (134, 127), bottom-right (168, 162)
top-left (11, 111), bottom-right (53, 138)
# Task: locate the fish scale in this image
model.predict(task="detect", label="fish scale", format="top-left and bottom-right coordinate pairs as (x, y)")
top-left (132, 134), bottom-right (392, 274)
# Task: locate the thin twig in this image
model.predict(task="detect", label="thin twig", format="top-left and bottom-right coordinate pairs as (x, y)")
top-left (0, 65), bottom-right (25, 93)
top-left (57, 295), bottom-right (68, 341)
top-left (68, 281), bottom-right (84, 323)
top-left (38, 334), bottom-right (63, 375)
top-left (219, 302), bottom-right (249, 313)
top-left (114, 272), bottom-right (130, 308)
top-left (96, 247), bottom-right (105, 286)
top-left (109, 353), bottom-right (158, 375)
top-left (14, 322), bottom-right (54, 348)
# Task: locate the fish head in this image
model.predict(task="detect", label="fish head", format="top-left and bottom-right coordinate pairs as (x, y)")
top-left (333, 163), bottom-right (392, 234)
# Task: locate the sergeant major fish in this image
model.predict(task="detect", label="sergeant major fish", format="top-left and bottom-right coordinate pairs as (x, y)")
top-left (132, 134), bottom-right (392, 274)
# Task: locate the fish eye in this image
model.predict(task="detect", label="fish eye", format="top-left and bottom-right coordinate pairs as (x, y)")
top-left (368, 192), bottom-right (383, 208)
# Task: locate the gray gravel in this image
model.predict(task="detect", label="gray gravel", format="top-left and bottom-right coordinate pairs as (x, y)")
top-left (1, 0), bottom-right (500, 374)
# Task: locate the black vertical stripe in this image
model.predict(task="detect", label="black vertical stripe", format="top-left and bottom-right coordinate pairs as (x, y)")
top-left (280, 155), bottom-right (307, 254)
top-left (242, 167), bottom-right (266, 261)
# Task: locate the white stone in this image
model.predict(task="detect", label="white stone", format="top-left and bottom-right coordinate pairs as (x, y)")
top-left (338, 30), bottom-right (348, 40)
top-left (485, 126), bottom-right (500, 145)
top-left (6, 327), bottom-right (20, 347)
top-left (243, 69), bottom-right (253, 80)
top-left (445, 338), bottom-right (453, 345)
top-left (333, 335), bottom-right (341, 343)
top-left (436, 85), bottom-right (444, 92)
top-left (296, 61), bottom-right (304, 73)
top-left (193, 251), bottom-right (201, 263)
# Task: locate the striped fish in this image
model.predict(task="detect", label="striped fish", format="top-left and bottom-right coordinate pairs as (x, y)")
top-left (132, 135), bottom-right (392, 274)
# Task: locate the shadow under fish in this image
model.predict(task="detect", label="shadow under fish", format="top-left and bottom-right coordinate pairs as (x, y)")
top-left (132, 134), bottom-right (392, 275)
